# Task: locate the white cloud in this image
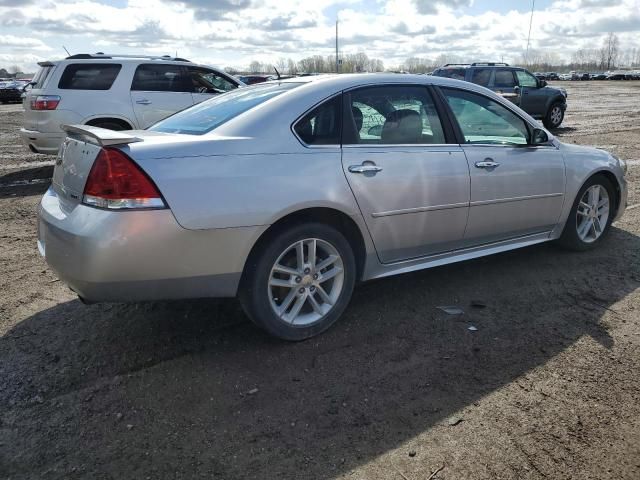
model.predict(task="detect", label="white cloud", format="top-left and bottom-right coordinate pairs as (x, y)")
top-left (0, 0), bottom-right (638, 72)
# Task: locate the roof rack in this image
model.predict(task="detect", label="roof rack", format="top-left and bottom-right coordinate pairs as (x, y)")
top-left (65, 53), bottom-right (191, 62)
top-left (471, 62), bottom-right (509, 66)
top-left (443, 63), bottom-right (470, 67)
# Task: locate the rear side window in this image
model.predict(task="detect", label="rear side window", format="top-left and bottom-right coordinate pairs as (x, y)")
top-left (343, 85), bottom-right (446, 145)
top-left (493, 70), bottom-right (516, 88)
top-left (294, 96), bottom-right (342, 145)
top-left (58, 63), bottom-right (121, 90)
top-left (131, 64), bottom-right (189, 92)
top-left (433, 68), bottom-right (466, 81)
top-left (470, 68), bottom-right (491, 87)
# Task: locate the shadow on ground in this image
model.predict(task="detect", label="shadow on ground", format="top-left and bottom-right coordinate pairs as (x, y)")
top-left (1, 227), bottom-right (639, 479)
top-left (0, 166), bottom-right (52, 199)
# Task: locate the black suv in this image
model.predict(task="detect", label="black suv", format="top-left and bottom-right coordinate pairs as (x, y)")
top-left (432, 63), bottom-right (568, 129)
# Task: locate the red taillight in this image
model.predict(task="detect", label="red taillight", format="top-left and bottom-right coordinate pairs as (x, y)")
top-left (82, 148), bottom-right (165, 209)
top-left (30, 95), bottom-right (60, 110)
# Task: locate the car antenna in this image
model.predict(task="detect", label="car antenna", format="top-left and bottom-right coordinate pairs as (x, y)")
top-left (63, 45), bottom-right (71, 56)
top-left (274, 66), bottom-right (281, 80)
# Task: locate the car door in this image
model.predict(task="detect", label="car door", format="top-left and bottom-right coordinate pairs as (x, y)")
top-left (440, 87), bottom-right (565, 246)
top-left (130, 63), bottom-right (194, 128)
top-left (341, 85), bottom-right (470, 264)
top-left (515, 70), bottom-right (546, 117)
top-left (491, 68), bottom-right (521, 107)
top-left (187, 66), bottom-right (239, 105)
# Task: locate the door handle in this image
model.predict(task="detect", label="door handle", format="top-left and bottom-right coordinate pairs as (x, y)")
top-left (348, 164), bottom-right (383, 174)
top-left (135, 99), bottom-right (151, 105)
top-left (475, 159), bottom-right (500, 169)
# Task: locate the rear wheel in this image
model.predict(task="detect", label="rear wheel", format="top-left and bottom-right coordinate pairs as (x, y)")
top-left (239, 223), bottom-right (356, 341)
top-left (556, 175), bottom-right (615, 251)
top-left (544, 102), bottom-right (564, 129)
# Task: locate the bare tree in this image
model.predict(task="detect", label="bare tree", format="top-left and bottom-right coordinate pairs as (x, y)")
top-left (603, 32), bottom-right (619, 70)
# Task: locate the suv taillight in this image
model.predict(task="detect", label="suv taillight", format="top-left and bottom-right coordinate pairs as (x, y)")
top-left (30, 95), bottom-right (61, 110)
top-left (83, 148), bottom-right (166, 210)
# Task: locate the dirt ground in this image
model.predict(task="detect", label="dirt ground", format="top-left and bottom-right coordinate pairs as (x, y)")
top-left (1, 82), bottom-right (639, 480)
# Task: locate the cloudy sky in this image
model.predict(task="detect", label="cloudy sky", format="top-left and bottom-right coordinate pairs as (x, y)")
top-left (0, 0), bottom-right (638, 72)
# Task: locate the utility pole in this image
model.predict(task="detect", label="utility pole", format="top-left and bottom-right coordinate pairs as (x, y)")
top-left (335, 19), bottom-right (339, 73)
top-left (525, 0), bottom-right (535, 65)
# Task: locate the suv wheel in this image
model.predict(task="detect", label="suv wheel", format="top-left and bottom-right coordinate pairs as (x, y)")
top-left (239, 223), bottom-right (356, 341)
top-left (544, 102), bottom-right (564, 129)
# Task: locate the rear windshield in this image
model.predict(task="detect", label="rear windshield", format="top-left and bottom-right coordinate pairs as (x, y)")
top-left (149, 82), bottom-right (301, 135)
top-left (31, 65), bottom-right (54, 89)
top-left (58, 63), bottom-right (122, 90)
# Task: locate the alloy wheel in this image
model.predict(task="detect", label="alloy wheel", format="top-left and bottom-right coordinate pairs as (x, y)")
top-left (268, 238), bottom-right (345, 326)
top-left (550, 106), bottom-right (563, 126)
top-left (576, 184), bottom-right (610, 243)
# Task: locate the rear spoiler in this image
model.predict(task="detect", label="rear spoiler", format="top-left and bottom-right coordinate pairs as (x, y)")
top-left (37, 61), bottom-right (56, 67)
top-left (62, 124), bottom-right (143, 147)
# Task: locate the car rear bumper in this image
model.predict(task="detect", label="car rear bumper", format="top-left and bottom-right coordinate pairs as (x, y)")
top-left (38, 187), bottom-right (266, 302)
top-left (20, 128), bottom-right (64, 155)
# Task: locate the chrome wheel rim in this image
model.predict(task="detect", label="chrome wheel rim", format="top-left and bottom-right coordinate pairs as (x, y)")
top-left (268, 238), bottom-right (345, 326)
top-left (576, 185), bottom-right (610, 243)
top-left (550, 106), bottom-right (562, 125)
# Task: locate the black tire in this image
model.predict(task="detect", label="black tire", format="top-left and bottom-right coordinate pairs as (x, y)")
top-left (239, 223), bottom-right (356, 341)
top-left (87, 120), bottom-right (130, 131)
top-left (543, 102), bottom-right (564, 129)
top-left (556, 174), bottom-right (616, 251)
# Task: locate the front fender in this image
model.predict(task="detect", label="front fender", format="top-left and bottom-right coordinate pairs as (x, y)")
top-left (550, 144), bottom-right (627, 238)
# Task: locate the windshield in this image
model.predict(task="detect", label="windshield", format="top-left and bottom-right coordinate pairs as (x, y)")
top-left (149, 82), bottom-right (301, 135)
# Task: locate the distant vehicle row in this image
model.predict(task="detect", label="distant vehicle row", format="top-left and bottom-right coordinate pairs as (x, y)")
top-left (535, 71), bottom-right (640, 81)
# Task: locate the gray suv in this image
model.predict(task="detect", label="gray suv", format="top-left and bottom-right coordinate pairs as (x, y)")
top-left (432, 63), bottom-right (567, 129)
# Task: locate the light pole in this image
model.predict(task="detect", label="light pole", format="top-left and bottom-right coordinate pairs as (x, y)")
top-left (525, 0), bottom-right (536, 65)
top-left (335, 19), bottom-right (339, 73)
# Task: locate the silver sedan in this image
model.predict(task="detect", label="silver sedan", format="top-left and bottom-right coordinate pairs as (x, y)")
top-left (38, 74), bottom-right (628, 340)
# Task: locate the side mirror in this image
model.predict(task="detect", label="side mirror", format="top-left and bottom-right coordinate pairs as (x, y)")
top-left (539, 80), bottom-right (547, 87)
top-left (531, 127), bottom-right (549, 145)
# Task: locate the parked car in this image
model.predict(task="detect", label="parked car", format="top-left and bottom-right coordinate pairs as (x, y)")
top-left (0, 79), bottom-right (28, 103)
top-left (431, 62), bottom-right (568, 128)
top-left (559, 73), bottom-right (572, 80)
top-left (607, 72), bottom-right (627, 80)
top-left (238, 74), bottom-right (275, 85)
top-left (20, 53), bottom-right (245, 154)
top-left (546, 72), bottom-right (559, 80)
top-left (38, 74), bottom-right (628, 340)
top-left (534, 72), bottom-right (546, 80)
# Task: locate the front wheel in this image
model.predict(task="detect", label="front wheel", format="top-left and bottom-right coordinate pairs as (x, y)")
top-left (543, 102), bottom-right (564, 129)
top-left (239, 223), bottom-right (356, 341)
top-left (556, 175), bottom-right (615, 251)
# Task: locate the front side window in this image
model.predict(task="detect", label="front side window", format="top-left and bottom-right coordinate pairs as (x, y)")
top-left (187, 67), bottom-right (238, 94)
top-left (442, 88), bottom-right (529, 145)
top-left (58, 63), bottom-right (121, 90)
top-left (294, 95), bottom-right (341, 145)
top-left (343, 85), bottom-right (446, 145)
top-left (471, 68), bottom-right (492, 87)
top-left (150, 82), bottom-right (300, 135)
top-left (131, 64), bottom-right (189, 92)
top-left (493, 69), bottom-right (516, 88)
top-left (516, 70), bottom-right (538, 88)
